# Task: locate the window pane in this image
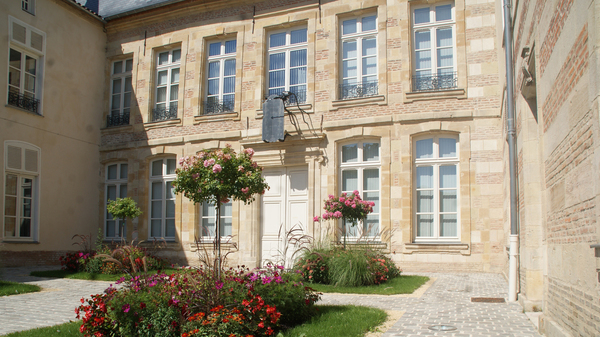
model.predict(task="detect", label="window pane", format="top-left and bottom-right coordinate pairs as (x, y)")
top-left (21, 198), bottom-right (31, 217)
top-left (440, 190), bottom-right (457, 212)
top-left (223, 77), bottom-right (235, 94)
top-left (225, 40), bottom-right (237, 54)
top-left (437, 28), bottom-right (453, 47)
top-left (364, 191), bottom-right (379, 213)
top-left (290, 67), bottom-right (306, 85)
top-left (172, 50), bottom-right (181, 63)
top-left (364, 214), bottom-right (379, 236)
top-left (222, 202), bottom-right (232, 216)
top-left (417, 214), bottom-right (434, 236)
top-left (342, 19), bottom-right (357, 35)
top-left (8, 67), bottom-right (21, 88)
top-left (166, 200), bottom-right (175, 218)
top-left (158, 52), bottom-right (169, 65)
top-left (157, 70), bottom-right (168, 86)
top-left (416, 166), bottom-right (433, 188)
top-left (151, 182), bottom-right (163, 199)
top-left (363, 143), bottom-right (379, 161)
top-left (436, 5), bottom-right (452, 21)
top-left (151, 200), bottom-right (162, 218)
top-left (415, 30), bottom-right (431, 50)
top-left (171, 68), bottom-right (180, 84)
top-left (125, 77), bottom-right (133, 93)
top-left (111, 79), bottom-right (122, 96)
top-left (4, 196), bottom-right (16, 217)
top-left (440, 165), bottom-right (457, 188)
top-left (167, 159), bottom-right (177, 174)
top-left (224, 59), bottom-right (236, 76)
top-left (209, 42), bottom-right (221, 56)
top-left (111, 94), bottom-right (121, 110)
top-left (290, 28), bottom-right (307, 44)
top-left (362, 16), bottom-right (377, 31)
top-left (416, 190), bottom-right (433, 212)
top-left (120, 164), bottom-right (128, 179)
top-left (438, 47), bottom-right (454, 68)
top-left (208, 79), bottom-right (220, 96)
top-left (6, 174), bottom-right (18, 195)
top-left (107, 164), bottom-right (118, 180)
top-left (342, 170), bottom-right (358, 191)
top-left (363, 169), bottom-right (379, 191)
top-left (125, 59), bottom-right (133, 72)
top-left (166, 181), bottom-right (174, 199)
top-left (269, 70), bottom-right (285, 89)
top-left (20, 218), bottom-right (31, 237)
top-left (414, 8), bottom-right (430, 24)
top-left (203, 218), bottom-right (215, 236)
top-left (25, 56), bottom-right (36, 75)
top-left (440, 214), bottom-right (457, 236)
top-left (107, 185), bottom-right (117, 202)
top-left (203, 202), bottom-right (216, 217)
top-left (269, 53), bottom-right (285, 70)
top-left (342, 144), bottom-right (358, 162)
top-left (439, 138), bottom-right (457, 157)
top-left (113, 61), bottom-right (122, 74)
top-left (362, 38), bottom-right (377, 56)
top-left (208, 61), bottom-right (220, 79)
top-left (343, 59), bottom-right (357, 79)
top-left (362, 56), bottom-right (377, 76)
top-left (416, 50), bottom-right (431, 72)
top-left (21, 178), bottom-right (32, 198)
top-left (106, 220), bottom-right (115, 237)
top-left (151, 220), bottom-right (162, 237)
top-left (166, 219), bottom-right (175, 237)
top-left (221, 217), bottom-right (232, 236)
top-left (342, 40), bottom-right (357, 59)
top-left (416, 139), bottom-right (433, 159)
top-left (269, 32), bottom-right (286, 48)
top-left (24, 74), bottom-right (35, 93)
top-left (119, 184), bottom-right (127, 198)
top-left (290, 49), bottom-right (307, 67)
top-left (4, 217), bottom-right (15, 237)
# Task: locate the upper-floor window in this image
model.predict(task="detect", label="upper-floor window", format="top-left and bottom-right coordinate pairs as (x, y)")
top-left (105, 163), bottom-right (128, 239)
top-left (268, 28), bottom-right (307, 105)
top-left (339, 141), bottom-right (380, 239)
top-left (149, 158), bottom-right (177, 240)
top-left (7, 17), bottom-right (45, 115)
top-left (414, 135), bottom-right (459, 242)
top-left (204, 39), bottom-right (236, 115)
top-left (153, 49), bottom-right (180, 122)
top-left (22, 0), bottom-right (35, 15)
top-left (108, 59), bottom-right (133, 127)
top-left (4, 141), bottom-right (40, 242)
top-left (412, 3), bottom-right (457, 92)
top-left (340, 14), bottom-right (378, 100)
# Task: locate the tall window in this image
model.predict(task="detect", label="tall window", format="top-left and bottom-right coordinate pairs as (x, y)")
top-left (108, 59), bottom-right (133, 127)
top-left (205, 39), bottom-right (236, 115)
top-left (105, 163), bottom-right (128, 238)
top-left (268, 28), bottom-right (307, 105)
top-left (153, 49), bottom-right (180, 121)
top-left (22, 0), bottom-right (35, 15)
top-left (200, 201), bottom-right (232, 238)
top-left (339, 141), bottom-right (380, 238)
top-left (340, 14), bottom-right (378, 99)
top-left (149, 158), bottom-right (177, 239)
top-left (7, 17), bottom-right (45, 115)
top-left (4, 141), bottom-right (39, 241)
top-left (412, 3), bottom-right (456, 92)
top-left (414, 135), bottom-right (459, 241)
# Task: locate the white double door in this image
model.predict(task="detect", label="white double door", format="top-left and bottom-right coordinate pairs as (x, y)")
top-left (261, 166), bottom-right (309, 267)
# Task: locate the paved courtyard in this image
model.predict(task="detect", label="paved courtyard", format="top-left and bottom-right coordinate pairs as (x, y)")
top-left (0, 268), bottom-right (541, 336)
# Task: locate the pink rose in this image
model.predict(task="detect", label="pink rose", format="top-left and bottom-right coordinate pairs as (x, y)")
top-left (313, 216), bottom-right (320, 222)
top-left (333, 211), bottom-right (342, 218)
top-left (213, 164), bottom-right (222, 173)
top-left (238, 165), bottom-right (245, 172)
top-left (244, 148), bottom-right (255, 156)
top-left (203, 160), bottom-right (210, 167)
top-left (241, 187), bottom-right (249, 194)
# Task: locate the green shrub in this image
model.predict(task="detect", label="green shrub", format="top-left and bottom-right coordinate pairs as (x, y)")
top-left (329, 249), bottom-right (373, 287)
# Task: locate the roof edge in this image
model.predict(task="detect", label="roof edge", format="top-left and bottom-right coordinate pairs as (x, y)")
top-left (62, 0), bottom-right (106, 23)
top-left (103, 0), bottom-right (188, 21)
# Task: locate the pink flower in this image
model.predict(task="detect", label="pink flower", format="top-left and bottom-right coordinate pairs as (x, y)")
top-left (122, 304), bottom-right (130, 313)
top-left (241, 187), bottom-right (250, 193)
top-left (244, 148), bottom-right (255, 156)
top-left (353, 190), bottom-right (360, 196)
top-left (333, 211), bottom-right (342, 218)
top-left (345, 200), bottom-right (351, 206)
top-left (208, 158), bottom-right (215, 165)
top-left (203, 160), bottom-right (210, 167)
top-left (313, 216), bottom-right (320, 222)
top-left (322, 213), bottom-right (330, 220)
top-left (352, 204), bottom-right (356, 208)
top-left (213, 164), bottom-right (222, 173)
top-left (238, 165), bottom-right (245, 172)
top-left (339, 197), bottom-right (345, 203)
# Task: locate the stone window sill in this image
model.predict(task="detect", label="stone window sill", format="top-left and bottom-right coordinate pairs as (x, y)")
top-left (255, 104), bottom-right (313, 119)
top-left (404, 88), bottom-right (466, 103)
top-left (194, 112), bottom-right (238, 124)
top-left (143, 118), bottom-right (181, 130)
top-left (330, 95), bottom-right (385, 110)
top-left (403, 242), bottom-right (469, 255)
top-left (189, 241), bottom-right (237, 252)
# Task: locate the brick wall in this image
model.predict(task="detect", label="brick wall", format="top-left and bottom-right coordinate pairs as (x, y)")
top-left (547, 277), bottom-right (600, 336)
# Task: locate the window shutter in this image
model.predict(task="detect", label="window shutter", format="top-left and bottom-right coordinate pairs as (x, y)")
top-left (30, 31), bottom-right (43, 52)
top-left (24, 149), bottom-right (39, 173)
top-left (7, 146), bottom-right (22, 170)
top-left (12, 22), bottom-right (27, 44)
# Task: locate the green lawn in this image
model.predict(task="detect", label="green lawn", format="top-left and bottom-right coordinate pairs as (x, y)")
top-left (0, 280), bottom-right (41, 297)
top-left (30, 268), bottom-right (182, 281)
top-left (307, 275), bottom-right (430, 295)
top-left (5, 306), bottom-right (387, 337)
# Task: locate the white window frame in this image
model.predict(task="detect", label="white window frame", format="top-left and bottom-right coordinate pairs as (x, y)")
top-left (199, 201), bottom-right (233, 239)
top-left (204, 39), bottom-right (237, 115)
top-left (3, 141), bottom-right (40, 242)
top-left (339, 13), bottom-right (378, 99)
top-left (413, 134), bottom-right (460, 242)
top-left (7, 16), bottom-right (45, 115)
top-left (153, 48), bottom-right (181, 121)
top-left (149, 158), bottom-right (177, 240)
top-left (339, 141), bottom-right (381, 240)
top-left (109, 59), bottom-right (133, 126)
top-left (104, 162), bottom-right (128, 239)
top-left (22, 0), bottom-right (35, 15)
top-left (411, 2), bottom-right (457, 91)
top-left (267, 27), bottom-right (308, 104)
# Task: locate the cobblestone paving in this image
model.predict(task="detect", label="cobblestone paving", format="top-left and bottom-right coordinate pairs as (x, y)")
top-left (0, 268), bottom-right (541, 336)
top-left (0, 266), bottom-right (113, 336)
top-left (321, 273), bottom-right (542, 337)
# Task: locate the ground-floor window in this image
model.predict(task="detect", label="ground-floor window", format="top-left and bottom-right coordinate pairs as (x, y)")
top-left (149, 158), bottom-right (177, 240)
top-left (200, 201), bottom-right (232, 238)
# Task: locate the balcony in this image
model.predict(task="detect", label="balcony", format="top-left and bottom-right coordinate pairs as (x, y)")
top-left (152, 106), bottom-right (177, 122)
top-left (8, 91), bottom-right (40, 114)
top-left (412, 72), bottom-right (458, 92)
top-left (267, 87), bottom-right (307, 106)
top-left (106, 111), bottom-right (130, 128)
top-left (339, 81), bottom-right (379, 100)
top-left (203, 97), bottom-right (235, 115)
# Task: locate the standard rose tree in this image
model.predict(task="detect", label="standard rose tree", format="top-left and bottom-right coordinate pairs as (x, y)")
top-left (172, 144), bottom-right (268, 275)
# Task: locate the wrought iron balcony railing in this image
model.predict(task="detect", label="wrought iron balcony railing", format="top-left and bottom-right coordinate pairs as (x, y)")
top-left (203, 97), bottom-right (235, 115)
top-left (412, 72), bottom-right (458, 92)
top-left (152, 106), bottom-right (178, 122)
top-left (8, 91), bottom-right (40, 114)
top-left (106, 111), bottom-right (130, 127)
top-left (339, 81), bottom-right (379, 100)
top-left (267, 87), bottom-right (307, 106)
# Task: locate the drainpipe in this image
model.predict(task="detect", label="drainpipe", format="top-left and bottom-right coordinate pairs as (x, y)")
top-left (503, 0), bottom-right (519, 302)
